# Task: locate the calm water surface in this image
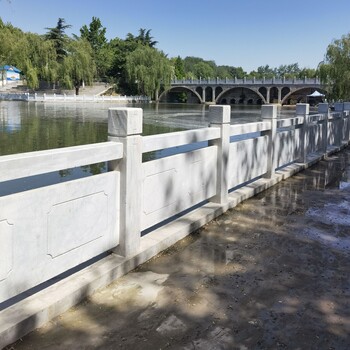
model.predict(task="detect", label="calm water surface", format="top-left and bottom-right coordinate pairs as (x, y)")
top-left (0, 101), bottom-right (296, 156)
top-left (0, 101), bottom-right (296, 196)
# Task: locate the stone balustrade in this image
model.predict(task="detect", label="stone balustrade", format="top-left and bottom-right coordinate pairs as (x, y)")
top-left (1, 102), bottom-right (350, 348)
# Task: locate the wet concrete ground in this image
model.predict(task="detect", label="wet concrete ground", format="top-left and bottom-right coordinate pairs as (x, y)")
top-left (7, 149), bottom-right (350, 350)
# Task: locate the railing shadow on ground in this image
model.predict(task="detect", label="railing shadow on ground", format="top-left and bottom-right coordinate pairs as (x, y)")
top-left (6, 150), bottom-right (350, 349)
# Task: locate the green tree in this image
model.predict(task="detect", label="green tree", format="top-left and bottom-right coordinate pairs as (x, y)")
top-left (125, 45), bottom-right (172, 99)
top-left (230, 66), bottom-right (246, 79)
top-left (192, 61), bottom-right (215, 78)
top-left (80, 17), bottom-right (106, 51)
top-left (80, 17), bottom-right (112, 80)
top-left (0, 18), bottom-right (58, 88)
top-left (171, 56), bottom-right (185, 79)
top-left (136, 28), bottom-right (158, 47)
top-left (60, 38), bottom-right (95, 94)
top-left (298, 68), bottom-right (317, 79)
top-left (255, 65), bottom-right (275, 78)
top-left (320, 33), bottom-right (350, 100)
top-left (45, 18), bottom-right (71, 62)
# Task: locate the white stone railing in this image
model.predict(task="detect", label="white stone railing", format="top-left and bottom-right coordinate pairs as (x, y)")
top-left (0, 142), bottom-right (123, 302)
top-left (171, 77), bottom-right (321, 85)
top-left (1, 102), bottom-right (350, 347)
top-left (0, 92), bottom-right (150, 103)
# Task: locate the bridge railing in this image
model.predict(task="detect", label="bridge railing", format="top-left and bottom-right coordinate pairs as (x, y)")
top-left (1, 102), bottom-right (350, 348)
top-left (171, 77), bottom-right (321, 85)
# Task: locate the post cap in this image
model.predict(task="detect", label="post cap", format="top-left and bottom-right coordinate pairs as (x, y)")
top-left (296, 103), bottom-right (309, 115)
top-left (209, 105), bottom-right (231, 124)
top-left (318, 103), bottom-right (329, 114)
top-left (108, 108), bottom-right (143, 136)
top-left (261, 104), bottom-right (278, 119)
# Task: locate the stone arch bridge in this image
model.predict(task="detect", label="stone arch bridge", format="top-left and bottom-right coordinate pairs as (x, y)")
top-left (159, 77), bottom-right (324, 105)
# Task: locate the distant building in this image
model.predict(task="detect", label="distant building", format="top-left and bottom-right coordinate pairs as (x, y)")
top-left (0, 65), bottom-right (22, 86)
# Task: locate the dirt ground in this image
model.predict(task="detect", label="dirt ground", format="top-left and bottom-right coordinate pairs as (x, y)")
top-left (6, 150), bottom-right (350, 350)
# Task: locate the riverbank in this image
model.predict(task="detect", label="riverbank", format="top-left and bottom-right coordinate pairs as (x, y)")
top-left (7, 147), bottom-right (350, 350)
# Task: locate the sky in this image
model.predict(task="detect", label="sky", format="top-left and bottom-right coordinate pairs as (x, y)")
top-left (1, 0), bottom-right (350, 72)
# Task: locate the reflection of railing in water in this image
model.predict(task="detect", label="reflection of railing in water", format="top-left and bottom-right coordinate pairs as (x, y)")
top-left (1, 102), bottom-right (350, 348)
top-left (0, 92), bottom-right (150, 103)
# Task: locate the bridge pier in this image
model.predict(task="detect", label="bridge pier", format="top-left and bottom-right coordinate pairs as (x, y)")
top-left (266, 88), bottom-right (270, 104)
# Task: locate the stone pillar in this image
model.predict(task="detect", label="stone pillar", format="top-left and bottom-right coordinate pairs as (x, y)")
top-left (209, 105), bottom-right (231, 204)
top-left (318, 103), bottom-right (329, 153)
top-left (266, 88), bottom-right (271, 104)
top-left (212, 88), bottom-right (215, 103)
top-left (262, 104), bottom-right (278, 178)
top-left (202, 88), bottom-right (205, 103)
top-left (344, 102), bottom-right (350, 143)
top-left (108, 108), bottom-right (143, 257)
top-left (334, 103), bottom-right (344, 146)
top-left (296, 103), bottom-right (310, 163)
top-left (277, 88), bottom-right (282, 104)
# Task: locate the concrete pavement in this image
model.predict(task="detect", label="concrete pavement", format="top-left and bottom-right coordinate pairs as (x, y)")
top-left (5, 149), bottom-right (350, 350)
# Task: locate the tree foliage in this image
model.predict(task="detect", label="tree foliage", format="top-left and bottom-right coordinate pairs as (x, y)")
top-left (0, 16), bottom-right (323, 100)
top-left (320, 33), bottom-right (350, 100)
top-left (45, 18), bottom-right (71, 62)
top-left (126, 28), bottom-right (158, 48)
top-left (125, 45), bottom-right (172, 98)
top-left (60, 38), bottom-right (95, 94)
top-left (80, 17), bottom-right (112, 80)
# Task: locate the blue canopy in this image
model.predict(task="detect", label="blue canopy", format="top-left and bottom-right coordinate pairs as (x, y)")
top-left (0, 65), bottom-right (22, 73)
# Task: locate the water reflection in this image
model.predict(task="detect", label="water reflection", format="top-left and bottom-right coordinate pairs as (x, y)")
top-left (0, 101), bottom-right (22, 133)
top-left (0, 101), bottom-right (298, 195)
top-left (0, 101), bottom-right (298, 158)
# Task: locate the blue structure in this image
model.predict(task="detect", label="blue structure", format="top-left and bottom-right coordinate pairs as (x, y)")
top-left (0, 65), bottom-right (22, 81)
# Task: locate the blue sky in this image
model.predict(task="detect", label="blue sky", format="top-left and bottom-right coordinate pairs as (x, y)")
top-left (1, 0), bottom-right (350, 72)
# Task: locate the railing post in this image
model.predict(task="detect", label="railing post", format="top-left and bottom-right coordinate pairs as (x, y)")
top-left (209, 105), bottom-right (231, 204)
top-left (318, 103), bottom-right (329, 153)
top-left (108, 108), bottom-right (143, 257)
top-left (334, 102), bottom-right (344, 146)
top-left (344, 102), bottom-right (350, 143)
top-left (262, 104), bottom-right (278, 178)
top-left (296, 103), bottom-right (310, 163)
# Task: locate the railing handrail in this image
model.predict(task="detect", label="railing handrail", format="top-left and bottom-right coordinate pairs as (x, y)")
top-left (0, 141), bottom-right (123, 183)
top-left (171, 78), bottom-right (321, 85)
top-left (142, 127), bottom-right (220, 153)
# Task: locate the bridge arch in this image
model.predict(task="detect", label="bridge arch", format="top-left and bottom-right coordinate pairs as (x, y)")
top-left (281, 87), bottom-right (290, 100)
top-left (159, 86), bottom-right (203, 103)
top-left (281, 86), bottom-right (326, 105)
top-left (216, 86), bottom-right (266, 105)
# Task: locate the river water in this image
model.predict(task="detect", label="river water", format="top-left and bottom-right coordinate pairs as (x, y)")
top-left (0, 101), bottom-right (296, 156)
top-left (0, 101), bottom-right (296, 196)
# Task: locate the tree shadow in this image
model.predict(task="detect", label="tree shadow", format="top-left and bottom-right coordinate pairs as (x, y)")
top-left (7, 148), bottom-right (350, 350)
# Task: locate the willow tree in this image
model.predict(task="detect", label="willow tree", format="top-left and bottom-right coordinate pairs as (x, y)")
top-left (320, 33), bottom-right (350, 100)
top-left (59, 38), bottom-right (95, 94)
top-left (0, 19), bottom-right (58, 88)
top-left (125, 45), bottom-right (172, 99)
